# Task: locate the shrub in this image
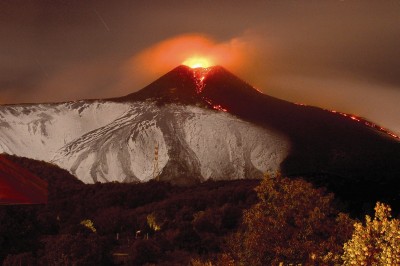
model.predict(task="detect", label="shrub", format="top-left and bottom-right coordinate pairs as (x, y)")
top-left (80, 219), bottom-right (97, 233)
top-left (342, 202), bottom-right (400, 265)
top-left (227, 174), bottom-right (354, 265)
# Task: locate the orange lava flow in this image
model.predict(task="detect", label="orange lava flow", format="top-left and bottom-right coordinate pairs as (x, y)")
top-left (330, 110), bottom-right (400, 140)
top-left (212, 104), bottom-right (228, 112)
top-left (190, 67), bottom-right (227, 112)
top-left (294, 103), bottom-right (399, 140)
top-left (192, 67), bottom-right (212, 93)
top-left (204, 98), bottom-right (228, 112)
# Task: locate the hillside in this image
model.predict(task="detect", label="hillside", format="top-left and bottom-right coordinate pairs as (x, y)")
top-left (0, 155), bottom-right (48, 205)
top-left (0, 155), bottom-right (259, 265)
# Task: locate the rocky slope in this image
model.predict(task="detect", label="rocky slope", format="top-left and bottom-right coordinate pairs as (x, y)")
top-left (0, 65), bottom-right (399, 193)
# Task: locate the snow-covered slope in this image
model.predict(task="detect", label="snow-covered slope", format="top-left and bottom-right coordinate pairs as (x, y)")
top-left (0, 100), bottom-right (289, 183)
top-left (0, 101), bottom-right (131, 161)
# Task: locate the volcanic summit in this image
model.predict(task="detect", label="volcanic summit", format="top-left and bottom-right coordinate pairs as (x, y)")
top-left (0, 65), bottom-right (399, 205)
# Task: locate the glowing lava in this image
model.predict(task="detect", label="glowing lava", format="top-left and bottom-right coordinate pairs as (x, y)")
top-left (182, 56), bottom-right (214, 93)
top-left (183, 61), bottom-right (228, 113)
top-left (332, 111), bottom-right (399, 139)
top-left (294, 103), bottom-right (399, 139)
top-left (183, 56), bottom-right (214, 69)
top-left (192, 67), bottom-right (211, 93)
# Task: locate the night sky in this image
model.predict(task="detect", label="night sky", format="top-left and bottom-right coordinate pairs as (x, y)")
top-left (1, 0), bottom-right (399, 134)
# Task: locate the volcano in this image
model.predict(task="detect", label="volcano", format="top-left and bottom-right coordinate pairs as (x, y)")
top-left (0, 65), bottom-right (399, 206)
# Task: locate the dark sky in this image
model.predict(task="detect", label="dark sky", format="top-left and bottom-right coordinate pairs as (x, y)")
top-left (1, 0), bottom-right (399, 134)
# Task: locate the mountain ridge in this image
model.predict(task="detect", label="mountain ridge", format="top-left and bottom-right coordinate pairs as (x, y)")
top-left (0, 65), bottom-right (399, 206)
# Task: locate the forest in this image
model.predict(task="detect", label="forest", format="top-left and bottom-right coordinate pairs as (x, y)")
top-left (1, 155), bottom-right (399, 265)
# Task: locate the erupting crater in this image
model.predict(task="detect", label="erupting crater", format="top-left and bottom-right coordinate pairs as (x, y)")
top-left (182, 56), bottom-right (215, 93)
top-left (182, 56), bottom-right (214, 69)
top-left (181, 56), bottom-right (228, 112)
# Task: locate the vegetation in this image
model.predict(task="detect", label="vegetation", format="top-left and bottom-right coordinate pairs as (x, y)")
top-left (342, 202), bottom-right (400, 265)
top-left (0, 155), bottom-right (258, 265)
top-left (80, 219), bottom-right (97, 233)
top-left (1, 155), bottom-right (398, 265)
top-left (226, 174), bottom-right (354, 265)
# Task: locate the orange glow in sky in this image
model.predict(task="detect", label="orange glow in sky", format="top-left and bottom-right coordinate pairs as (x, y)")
top-left (127, 34), bottom-right (250, 81)
top-left (182, 56), bottom-right (214, 68)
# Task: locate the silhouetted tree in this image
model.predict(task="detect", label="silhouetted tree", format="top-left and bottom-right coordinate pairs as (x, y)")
top-left (227, 174), bottom-right (354, 265)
